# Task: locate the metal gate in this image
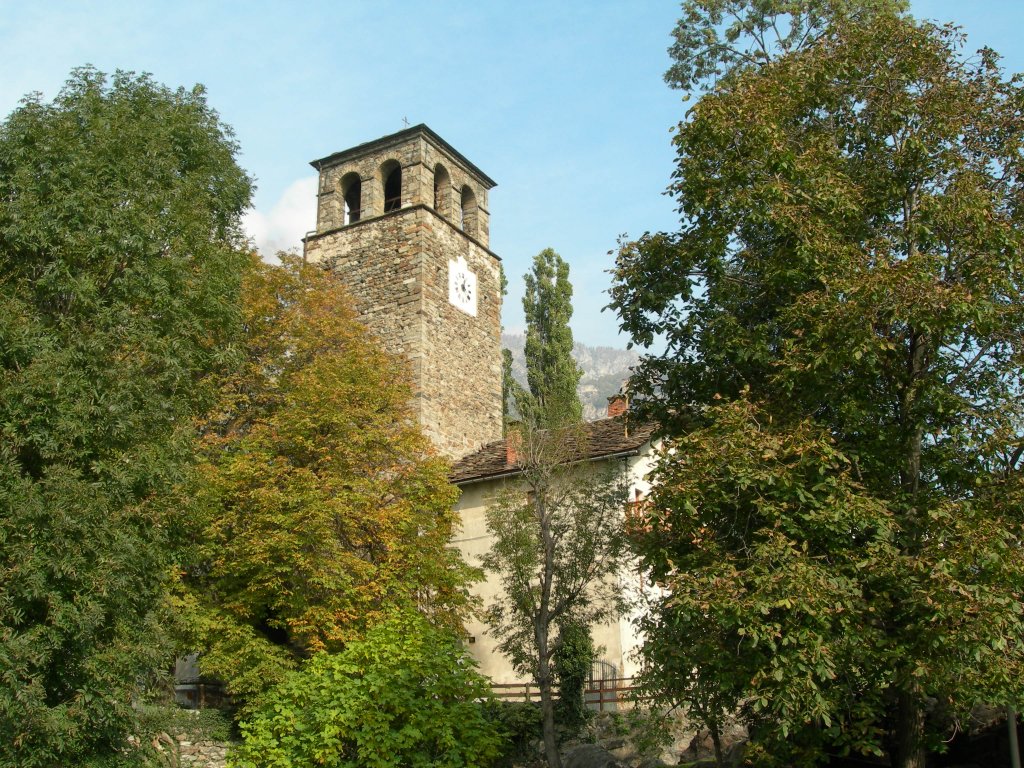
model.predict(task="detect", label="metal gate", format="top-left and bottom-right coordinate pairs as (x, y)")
top-left (585, 660), bottom-right (620, 712)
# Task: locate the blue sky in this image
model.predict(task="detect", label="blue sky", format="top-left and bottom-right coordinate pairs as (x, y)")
top-left (1, 1), bottom-right (1020, 347)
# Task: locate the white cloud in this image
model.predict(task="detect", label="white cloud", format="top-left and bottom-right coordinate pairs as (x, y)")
top-left (243, 176), bottom-right (318, 259)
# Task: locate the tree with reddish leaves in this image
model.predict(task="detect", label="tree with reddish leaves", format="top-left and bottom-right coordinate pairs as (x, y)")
top-left (182, 255), bottom-right (476, 711)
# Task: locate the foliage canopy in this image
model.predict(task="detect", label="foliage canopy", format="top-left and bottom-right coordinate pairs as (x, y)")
top-left (228, 611), bottom-right (504, 768)
top-left (612, 9), bottom-right (1024, 767)
top-left (182, 255), bottom-right (475, 708)
top-left (0, 67), bottom-right (251, 767)
top-left (665, 0), bottom-right (908, 94)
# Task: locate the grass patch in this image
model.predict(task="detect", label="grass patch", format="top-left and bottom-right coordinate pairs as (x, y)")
top-left (136, 704), bottom-right (234, 742)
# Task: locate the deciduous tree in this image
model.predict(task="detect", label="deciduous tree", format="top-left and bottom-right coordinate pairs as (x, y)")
top-left (522, 249), bottom-right (583, 429)
top-left (612, 10), bottom-right (1024, 768)
top-left (0, 67), bottom-right (252, 767)
top-left (486, 250), bottom-right (626, 767)
top-left (183, 255), bottom-right (475, 708)
top-left (483, 454), bottom-right (629, 768)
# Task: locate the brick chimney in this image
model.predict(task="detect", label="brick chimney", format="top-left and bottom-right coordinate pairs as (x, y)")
top-left (607, 393), bottom-right (628, 418)
top-left (505, 428), bottom-right (522, 466)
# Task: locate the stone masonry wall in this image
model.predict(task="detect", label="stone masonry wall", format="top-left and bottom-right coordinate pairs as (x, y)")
top-left (305, 204), bottom-right (502, 458)
top-left (315, 132), bottom-right (490, 248)
top-left (416, 207), bottom-right (502, 456)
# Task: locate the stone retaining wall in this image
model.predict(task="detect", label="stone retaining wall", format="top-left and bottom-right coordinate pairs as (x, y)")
top-left (177, 736), bottom-right (230, 768)
top-left (145, 731), bottom-right (233, 768)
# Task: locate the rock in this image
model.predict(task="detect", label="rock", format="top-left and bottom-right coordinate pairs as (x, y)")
top-left (563, 743), bottom-right (624, 768)
top-left (609, 743), bottom-right (638, 763)
top-left (723, 740), bottom-right (747, 767)
top-left (677, 721), bottom-right (748, 766)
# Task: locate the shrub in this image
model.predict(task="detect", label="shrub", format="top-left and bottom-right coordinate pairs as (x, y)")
top-left (229, 612), bottom-right (504, 768)
top-left (135, 705), bottom-right (234, 743)
top-left (553, 621), bottom-right (594, 732)
top-left (483, 701), bottom-right (543, 767)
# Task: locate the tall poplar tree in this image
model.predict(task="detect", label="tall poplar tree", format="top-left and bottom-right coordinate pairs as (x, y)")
top-left (487, 249), bottom-right (625, 768)
top-left (611, 7), bottom-right (1024, 767)
top-left (521, 248), bottom-right (583, 428)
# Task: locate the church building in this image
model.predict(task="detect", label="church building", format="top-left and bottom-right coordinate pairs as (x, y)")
top-left (303, 125), bottom-right (654, 692)
top-left (303, 124), bottom-right (503, 459)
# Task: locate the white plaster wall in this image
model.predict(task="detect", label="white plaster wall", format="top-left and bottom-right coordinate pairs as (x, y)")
top-left (452, 441), bottom-right (659, 684)
top-left (620, 441), bottom-right (660, 679)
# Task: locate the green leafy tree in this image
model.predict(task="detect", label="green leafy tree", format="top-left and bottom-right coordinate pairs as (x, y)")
top-left (0, 68), bottom-right (252, 767)
top-left (483, 452), bottom-right (629, 768)
top-left (228, 610), bottom-right (504, 768)
top-left (521, 249), bottom-right (583, 429)
top-left (665, 0), bottom-right (907, 95)
top-left (611, 10), bottom-right (1024, 768)
top-left (182, 255), bottom-right (475, 709)
top-left (488, 249), bottom-right (624, 767)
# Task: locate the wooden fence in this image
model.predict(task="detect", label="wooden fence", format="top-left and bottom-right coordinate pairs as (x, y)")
top-left (491, 677), bottom-right (637, 713)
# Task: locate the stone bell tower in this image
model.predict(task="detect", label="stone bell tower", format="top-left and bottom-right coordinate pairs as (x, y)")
top-left (303, 124), bottom-right (503, 458)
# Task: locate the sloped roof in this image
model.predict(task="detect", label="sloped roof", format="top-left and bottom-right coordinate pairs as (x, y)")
top-left (449, 415), bottom-right (656, 485)
top-left (310, 123), bottom-right (497, 189)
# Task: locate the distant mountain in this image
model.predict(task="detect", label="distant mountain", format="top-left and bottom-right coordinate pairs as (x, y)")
top-left (501, 333), bottom-right (640, 421)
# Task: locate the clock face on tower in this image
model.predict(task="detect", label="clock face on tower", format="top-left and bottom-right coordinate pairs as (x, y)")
top-left (448, 256), bottom-right (478, 317)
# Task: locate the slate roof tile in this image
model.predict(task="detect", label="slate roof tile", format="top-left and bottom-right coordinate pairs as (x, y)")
top-left (449, 415), bottom-right (656, 484)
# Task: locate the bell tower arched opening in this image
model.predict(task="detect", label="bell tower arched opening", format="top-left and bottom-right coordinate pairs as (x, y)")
top-left (460, 185), bottom-right (478, 237)
top-left (341, 172), bottom-right (361, 225)
top-left (382, 160), bottom-right (402, 213)
top-left (434, 163), bottom-right (451, 216)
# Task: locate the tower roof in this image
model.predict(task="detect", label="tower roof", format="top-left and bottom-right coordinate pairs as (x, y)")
top-left (310, 124), bottom-right (497, 189)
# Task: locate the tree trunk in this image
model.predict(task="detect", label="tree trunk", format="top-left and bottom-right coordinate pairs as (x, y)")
top-left (893, 686), bottom-right (927, 768)
top-left (536, 622), bottom-right (561, 768)
top-left (1008, 706), bottom-right (1021, 768)
top-left (892, 325), bottom-right (928, 768)
top-left (539, 668), bottom-right (562, 768)
top-left (535, 485), bottom-right (561, 768)
top-left (710, 723), bottom-right (724, 768)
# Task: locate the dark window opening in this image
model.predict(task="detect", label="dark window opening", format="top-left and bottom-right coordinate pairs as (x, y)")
top-left (342, 173), bottom-right (361, 224)
top-left (383, 165), bottom-right (402, 212)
